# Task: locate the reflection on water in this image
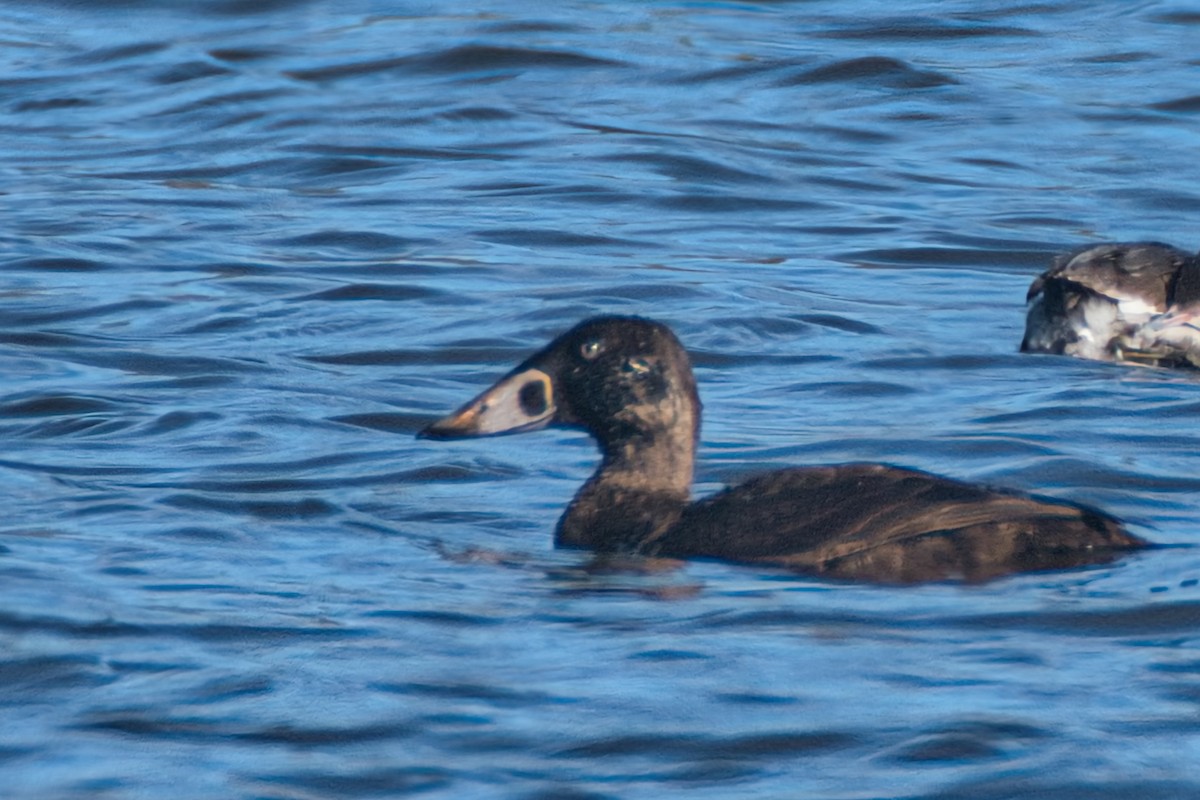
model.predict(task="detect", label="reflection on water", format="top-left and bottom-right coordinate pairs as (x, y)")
top-left (2, 1), bottom-right (1199, 797)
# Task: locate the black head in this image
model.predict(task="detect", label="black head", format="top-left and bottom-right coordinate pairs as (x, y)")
top-left (419, 316), bottom-right (701, 450)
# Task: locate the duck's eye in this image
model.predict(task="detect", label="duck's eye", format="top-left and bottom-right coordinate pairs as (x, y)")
top-left (624, 356), bottom-right (651, 375)
top-left (579, 339), bottom-right (605, 360)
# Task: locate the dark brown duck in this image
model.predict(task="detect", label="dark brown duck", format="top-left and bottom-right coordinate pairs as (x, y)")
top-left (1022, 242), bottom-right (1200, 367)
top-left (421, 316), bottom-right (1146, 583)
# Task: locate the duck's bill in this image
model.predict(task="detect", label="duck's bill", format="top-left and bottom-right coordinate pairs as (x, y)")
top-left (418, 367), bottom-right (556, 439)
top-left (1148, 306), bottom-right (1200, 332)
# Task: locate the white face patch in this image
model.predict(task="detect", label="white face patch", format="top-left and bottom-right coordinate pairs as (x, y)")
top-left (1068, 298), bottom-right (1121, 360)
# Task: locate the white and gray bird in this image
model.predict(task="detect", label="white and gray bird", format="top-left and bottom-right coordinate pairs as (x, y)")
top-left (1021, 242), bottom-right (1200, 368)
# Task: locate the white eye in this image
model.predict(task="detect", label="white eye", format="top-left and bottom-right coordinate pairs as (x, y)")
top-left (580, 339), bottom-right (604, 360)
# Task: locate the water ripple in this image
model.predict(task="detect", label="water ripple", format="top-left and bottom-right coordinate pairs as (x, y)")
top-left (285, 43), bottom-right (625, 83)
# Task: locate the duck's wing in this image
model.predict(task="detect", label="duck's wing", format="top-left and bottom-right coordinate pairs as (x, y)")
top-left (656, 464), bottom-right (1143, 583)
top-left (1121, 251), bottom-right (1200, 366)
top-left (1028, 242), bottom-right (1192, 310)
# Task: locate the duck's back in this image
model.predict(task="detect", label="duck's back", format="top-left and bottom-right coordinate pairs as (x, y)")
top-left (649, 464), bottom-right (1141, 583)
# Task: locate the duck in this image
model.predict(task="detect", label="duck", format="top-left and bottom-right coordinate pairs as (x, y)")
top-left (1021, 241), bottom-right (1200, 368)
top-left (419, 316), bottom-right (1146, 583)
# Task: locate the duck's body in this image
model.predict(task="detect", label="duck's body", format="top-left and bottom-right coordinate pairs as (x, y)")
top-left (421, 316), bottom-right (1145, 583)
top-left (1021, 242), bottom-right (1200, 367)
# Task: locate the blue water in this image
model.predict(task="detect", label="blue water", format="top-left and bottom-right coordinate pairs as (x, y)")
top-left (3, 1), bottom-right (1200, 797)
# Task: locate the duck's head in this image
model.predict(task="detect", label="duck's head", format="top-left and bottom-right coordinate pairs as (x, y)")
top-left (419, 316), bottom-right (700, 452)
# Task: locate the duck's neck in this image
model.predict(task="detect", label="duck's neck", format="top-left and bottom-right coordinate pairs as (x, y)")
top-left (554, 427), bottom-right (695, 553)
